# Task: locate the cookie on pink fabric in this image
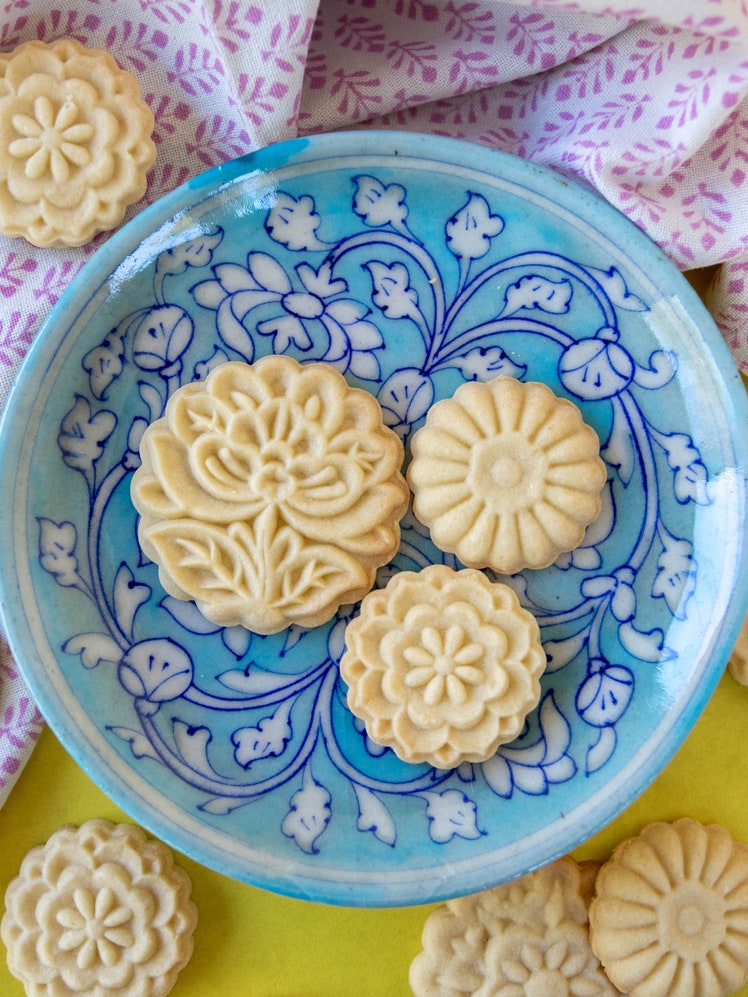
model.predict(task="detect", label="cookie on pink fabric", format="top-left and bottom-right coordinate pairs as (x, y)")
top-left (0, 38), bottom-right (156, 247)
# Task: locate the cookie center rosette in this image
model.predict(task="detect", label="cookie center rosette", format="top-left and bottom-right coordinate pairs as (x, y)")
top-left (131, 357), bottom-right (409, 635)
top-left (340, 564), bottom-right (546, 769)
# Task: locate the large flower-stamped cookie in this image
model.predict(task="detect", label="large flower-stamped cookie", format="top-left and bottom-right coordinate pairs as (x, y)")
top-left (589, 818), bottom-right (748, 997)
top-left (410, 855), bottom-right (617, 996)
top-left (407, 376), bottom-right (607, 575)
top-left (340, 564), bottom-right (546, 768)
top-left (1, 819), bottom-right (197, 997)
top-left (131, 357), bottom-right (409, 634)
top-left (0, 39), bottom-right (156, 247)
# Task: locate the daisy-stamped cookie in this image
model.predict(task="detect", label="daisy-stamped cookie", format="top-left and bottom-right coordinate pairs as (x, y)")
top-left (0, 38), bottom-right (156, 247)
top-left (410, 855), bottom-right (617, 996)
top-left (340, 563), bottom-right (546, 769)
top-left (1, 818), bottom-right (197, 997)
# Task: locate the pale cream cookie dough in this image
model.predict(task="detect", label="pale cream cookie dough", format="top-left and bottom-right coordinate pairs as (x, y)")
top-left (589, 818), bottom-right (748, 997)
top-left (407, 376), bottom-right (606, 575)
top-left (409, 855), bottom-right (618, 996)
top-left (340, 563), bottom-right (546, 769)
top-left (728, 611), bottom-right (748, 685)
top-left (131, 357), bottom-right (410, 634)
top-left (1, 818), bottom-right (197, 997)
top-left (0, 38), bottom-right (156, 247)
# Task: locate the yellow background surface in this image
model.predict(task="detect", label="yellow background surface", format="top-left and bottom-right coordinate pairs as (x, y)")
top-left (1, 669), bottom-right (747, 996)
top-left (1, 271), bottom-right (747, 996)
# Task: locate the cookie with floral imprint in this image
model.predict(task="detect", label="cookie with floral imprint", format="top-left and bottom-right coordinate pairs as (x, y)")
top-left (131, 356), bottom-right (410, 635)
top-left (340, 563), bottom-right (546, 769)
top-left (409, 854), bottom-right (618, 996)
top-left (727, 612), bottom-right (748, 686)
top-left (589, 818), bottom-right (748, 997)
top-left (1, 818), bottom-right (197, 997)
top-left (0, 38), bottom-right (156, 248)
top-left (407, 376), bottom-right (607, 576)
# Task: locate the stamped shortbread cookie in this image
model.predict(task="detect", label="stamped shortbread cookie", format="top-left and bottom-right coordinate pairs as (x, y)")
top-left (132, 357), bottom-right (409, 634)
top-left (728, 612), bottom-right (748, 685)
top-left (410, 855), bottom-right (618, 996)
top-left (1, 819), bottom-right (197, 997)
top-left (407, 376), bottom-right (606, 575)
top-left (0, 38), bottom-right (156, 247)
top-left (589, 818), bottom-right (748, 997)
top-left (340, 563), bottom-right (546, 768)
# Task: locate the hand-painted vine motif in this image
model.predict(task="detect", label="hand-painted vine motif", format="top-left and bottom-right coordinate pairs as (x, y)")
top-left (38, 170), bottom-right (708, 857)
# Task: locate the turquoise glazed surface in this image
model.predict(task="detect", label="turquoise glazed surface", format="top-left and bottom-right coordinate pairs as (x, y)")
top-left (1, 131), bottom-right (746, 906)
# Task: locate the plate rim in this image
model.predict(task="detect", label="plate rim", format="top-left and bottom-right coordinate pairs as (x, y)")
top-left (2, 129), bottom-right (748, 907)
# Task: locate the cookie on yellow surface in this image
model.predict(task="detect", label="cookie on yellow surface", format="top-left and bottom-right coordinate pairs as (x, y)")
top-left (589, 818), bottom-right (748, 997)
top-left (340, 563), bottom-right (546, 768)
top-left (0, 38), bottom-right (156, 247)
top-left (410, 855), bottom-right (617, 995)
top-left (1, 818), bottom-right (197, 997)
top-left (407, 376), bottom-right (606, 575)
top-left (728, 612), bottom-right (748, 685)
top-left (131, 357), bottom-right (410, 634)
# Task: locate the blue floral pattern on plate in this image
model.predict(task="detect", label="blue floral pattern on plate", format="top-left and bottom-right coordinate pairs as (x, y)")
top-left (1, 132), bottom-right (746, 906)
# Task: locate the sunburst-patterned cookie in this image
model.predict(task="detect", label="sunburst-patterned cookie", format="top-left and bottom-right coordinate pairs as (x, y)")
top-left (340, 563), bottom-right (546, 768)
top-left (407, 376), bottom-right (606, 575)
top-left (131, 357), bottom-right (409, 634)
top-left (0, 38), bottom-right (156, 247)
top-left (589, 818), bottom-right (748, 997)
top-left (410, 855), bottom-right (618, 996)
top-left (2, 819), bottom-right (197, 997)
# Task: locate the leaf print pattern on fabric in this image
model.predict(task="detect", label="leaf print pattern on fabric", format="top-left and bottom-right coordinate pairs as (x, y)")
top-left (167, 43), bottom-right (225, 97)
top-left (0, 611), bottom-right (42, 796)
top-left (0, 311), bottom-right (36, 367)
top-left (0, 693), bottom-right (42, 792)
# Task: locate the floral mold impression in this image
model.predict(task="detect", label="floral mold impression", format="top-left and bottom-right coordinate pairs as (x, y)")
top-left (131, 355), bottom-right (410, 635)
top-left (0, 38), bottom-right (156, 248)
top-left (408, 375), bottom-right (607, 575)
top-left (2, 819), bottom-right (197, 997)
top-left (12, 129), bottom-right (744, 901)
top-left (341, 564), bottom-right (547, 770)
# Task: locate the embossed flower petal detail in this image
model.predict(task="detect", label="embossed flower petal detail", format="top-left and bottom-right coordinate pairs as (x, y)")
top-left (589, 819), bottom-right (748, 997)
top-left (340, 564), bottom-right (546, 768)
top-left (1, 819), bottom-right (197, 997)
top-left (407, 376), bottom-right (607, 575)
top-left (0, 39), bottom-right (156, 247)
top-left (131, 357), bottom-right (409, 634)
top-left (410, 855), bottom-right (617, 996)
top-left (728, 612), bottom-right (748, 686)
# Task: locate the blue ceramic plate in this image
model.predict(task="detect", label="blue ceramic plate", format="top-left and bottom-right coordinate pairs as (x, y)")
top-left (1, 132), bottom-right (747, 907)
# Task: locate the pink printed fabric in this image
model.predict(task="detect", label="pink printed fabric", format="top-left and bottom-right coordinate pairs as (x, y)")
top-left (0, 0), bottom-right (747, 806)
